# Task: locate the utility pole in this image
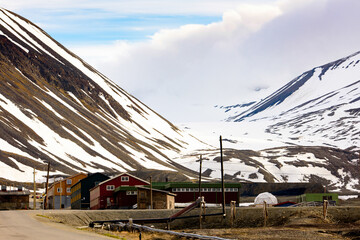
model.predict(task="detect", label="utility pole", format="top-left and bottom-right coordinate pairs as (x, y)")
top-left (44, 162), bottom-right (50, 210)
top-left (33, 168), bottom-right (36, 210)
top-left (220, 136), bottom-right (226, 218)
top-left (150, 176), bottom-right (153, 209)
top-left (198, 155), bottom-right (202, 198)
top-left (59, 179), bottom-right (62, 209)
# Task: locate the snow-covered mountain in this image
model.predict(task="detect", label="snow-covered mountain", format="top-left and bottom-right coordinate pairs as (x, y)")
top-left (222, 51), bottom-right (360, 150)
top-left (0, 8), bottom-right (209, 183)
top-left (0, 8), bottom-right (358, 193)
top-left (178, 52), bottom-right (360, 192)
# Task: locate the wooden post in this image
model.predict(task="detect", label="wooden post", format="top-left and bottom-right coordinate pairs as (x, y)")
top-left (220, 136), bottom-right (226, 218)
top-left (199, 197), bottom-right (206, 229)
top-left (198, 155), bottom-right (202, 198)
top-left (230, 201), bottom-right (236, 227)
top-left (44, 162), bottom-right (50, 210)
top-left (263, 201), bottom-right (268, 227)
top-left (323, 200), bottom-right (328, 219)
top-left (150, 177), bottom-right (152, 209)
top-left (33, 168), bottom-right (36, 210)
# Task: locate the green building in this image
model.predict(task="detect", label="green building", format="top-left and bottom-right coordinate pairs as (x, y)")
top-left (296, 193), bottom-right (338, 204)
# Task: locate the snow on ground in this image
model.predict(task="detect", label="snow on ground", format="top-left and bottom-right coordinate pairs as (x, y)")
top-left (176, 121), bottom-right (290, 150)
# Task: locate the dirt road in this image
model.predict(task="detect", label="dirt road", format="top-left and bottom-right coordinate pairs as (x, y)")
top-left (0, 210), bottom-right (112, 240)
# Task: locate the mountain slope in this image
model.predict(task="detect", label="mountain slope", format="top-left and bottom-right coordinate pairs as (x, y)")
top-left (0, 8), bottom-right (209, 182)
top-left (177, 52), bottom-right (360, 192)
top-left (226, 51), bottom-right (360, 149)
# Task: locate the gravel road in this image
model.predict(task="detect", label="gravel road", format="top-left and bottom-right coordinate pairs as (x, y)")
top-left (0, 210), bottom-right (111, 240)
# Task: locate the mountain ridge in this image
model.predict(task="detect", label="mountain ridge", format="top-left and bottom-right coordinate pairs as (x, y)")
top-left (0, 7), bottom-right (208, 182)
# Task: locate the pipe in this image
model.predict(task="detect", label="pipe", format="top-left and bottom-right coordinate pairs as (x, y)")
top-left (89, 212), bottom-right (225, 227)
top-left (169, 197), bottom-right (201, 219)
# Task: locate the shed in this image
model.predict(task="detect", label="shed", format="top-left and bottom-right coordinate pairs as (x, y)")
top-left (137, 186), bottom-right (176, 209)
top-left (114, 186), bottom-right (138, 209)
top-left (296, 193), bottom-right (338, 205)
top-left (0, 188), bottom-right (30, 210)
top-left (254, 192), bottom-right (278, 206)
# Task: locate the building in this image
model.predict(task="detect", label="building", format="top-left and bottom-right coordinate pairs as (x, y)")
top-left (90, 173), bottom-right (149, 210)
top-left (47, 173), bottom-right (87, 209)
top-left (0, 186), bottom-right (29, 210)
top-left (114, 186), bottom-right (138, 209)
top-left (151, 182), bottom-right (242, 204)
top-left (296, 193), bottom-right (339, 205)
top-left (137, 186), bottom-right (176, 209)
top-left (71, 173), bottom-right (109, 209)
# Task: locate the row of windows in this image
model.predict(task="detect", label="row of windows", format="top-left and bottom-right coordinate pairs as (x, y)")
top-left (71, 193), bottom-right (81, 203)
top-left (121, 176), bottom-right (129, 182)
top-left (126, 191), bottom-right (137, 195)
top-left (172, 188), bottom-right (239, 192)
top-left (106, 185), bottom-right (115, 191)
top-left (57, 187), bottom-right (71, 193)
top-left (71, 183), bottom-right (81, 193)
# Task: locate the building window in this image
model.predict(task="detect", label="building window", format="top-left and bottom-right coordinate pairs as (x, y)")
top-left (66, 179), bottom-right (72, 185)
top-left (126, 191), bottom-right (137, 195)
top-left (121, 176), bottom-right (129, 182)
top-left (106, 185), bottom-right (115, 191)
top-left (57, 188), bottom-right (62, 193)
top-left (67, 188), bottom-right (71, 193)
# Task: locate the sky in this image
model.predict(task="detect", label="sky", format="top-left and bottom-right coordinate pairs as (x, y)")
top-left (1, 0), bottom-right (359, 122)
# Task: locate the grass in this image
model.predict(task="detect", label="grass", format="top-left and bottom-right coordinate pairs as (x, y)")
top-left (36, 214), bottom-right (52, 219)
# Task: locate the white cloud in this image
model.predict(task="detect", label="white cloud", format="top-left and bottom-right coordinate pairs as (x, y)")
top-left (3, 0), bottom-right (359, 122)
top-left (72, 2), bottom-right (285, 121)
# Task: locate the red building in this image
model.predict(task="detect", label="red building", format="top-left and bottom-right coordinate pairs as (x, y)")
top-left (114, 186), bottom-right (138, 209)
top-left (89, 173), bottom-right (149, 209)
top-left (151, 182), bottom-right (242, 204)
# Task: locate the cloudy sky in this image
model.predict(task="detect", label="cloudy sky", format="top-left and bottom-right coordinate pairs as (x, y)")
top-left (1, 0), bottom-right (359, 122)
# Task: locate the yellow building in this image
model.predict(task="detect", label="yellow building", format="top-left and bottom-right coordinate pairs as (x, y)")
top-left (47, 173), bottom-right (87, 209)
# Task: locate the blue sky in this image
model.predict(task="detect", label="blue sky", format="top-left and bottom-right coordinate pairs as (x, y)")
top-left (31, 10), bottom-right (222, 45)
top-left (1, 0), bottom-right (359, 122)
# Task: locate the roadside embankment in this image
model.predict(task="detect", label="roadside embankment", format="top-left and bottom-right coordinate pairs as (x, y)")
top-left (36, 206), bottom-right (360, 229)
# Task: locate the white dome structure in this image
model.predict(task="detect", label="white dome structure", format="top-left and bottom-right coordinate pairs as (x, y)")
top-left (254, 192), bottom-right (278, 205)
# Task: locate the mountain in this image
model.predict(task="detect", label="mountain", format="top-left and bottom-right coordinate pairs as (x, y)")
top-left (178, 52), bottom-right (360, 192)
top-left (0, 8), bottom-right (358, 193)
top-left (225, 51), bottom-right (360, 150)
top-left (0, 8), bottom-right (209, 183)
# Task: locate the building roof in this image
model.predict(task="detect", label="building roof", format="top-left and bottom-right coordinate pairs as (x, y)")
top-left (71, 172), bottom-right (109, 188)
top-left (0, 190), bottom-right (30, 196)
top-left (151, 182), bottom-right (242, 190)
top-left (114, 186), bottom-right (138, 192)
top-left (96, 172), bottom-right (150, 187)
top-left (49, 172), bottom-right (87, 189)
top-left (137, 186), bottom-right (176, 197)
top-left (114, 186), bottom-right (176, 196)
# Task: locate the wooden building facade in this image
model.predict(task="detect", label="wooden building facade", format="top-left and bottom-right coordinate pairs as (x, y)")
top-left (137, 186), bottom-right (175, 209)
top-left (0, 187), bottom-right (29, 210)
top-left (71, 173), bottom-right (109, 209)
top-left (47, 173), bottom-right (87, 209)
top-left (152, 182), bottom-right (242, 204)
top-left (90, 173), bottom-right (149, 210)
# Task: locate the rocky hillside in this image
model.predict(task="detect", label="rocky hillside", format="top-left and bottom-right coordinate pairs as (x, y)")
top-left (225, 51), bottom-right (360, 150)
top-left (0, 8), bottom-right (208, 182)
